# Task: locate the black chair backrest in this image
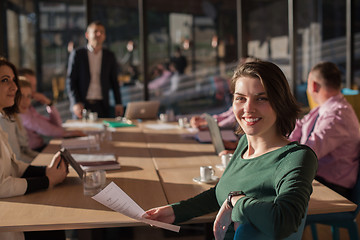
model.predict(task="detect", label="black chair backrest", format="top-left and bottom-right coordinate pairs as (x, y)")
top-left (349, 155), bottom-right (360, 216)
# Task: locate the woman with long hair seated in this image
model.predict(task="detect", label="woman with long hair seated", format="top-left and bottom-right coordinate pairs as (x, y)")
top-left (0, 57), bottom-right (68, 240)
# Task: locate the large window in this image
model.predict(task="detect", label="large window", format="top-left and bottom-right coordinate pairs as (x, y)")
top-left (6, 2), bottom-right (36, 70)
top-left (145, 1), bottom-right (237, 115)
top-left (39, 1), bottom-right (85, 100)
top-left (355, 0), bottom-right (360, 88)
top-left (294, 0), bottom-right (347, 105)
top-left (3, 0), bottom-right (358, 118)
top-left (245, 0), bottom-right (289, 75)
top-left (6, 9), bottom-right (20, 66)
top-left (90, 0), bottom-right (237, 115)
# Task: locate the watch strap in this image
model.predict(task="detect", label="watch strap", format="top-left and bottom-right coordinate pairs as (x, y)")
top-left (227, 191), bottom-right (245, 208)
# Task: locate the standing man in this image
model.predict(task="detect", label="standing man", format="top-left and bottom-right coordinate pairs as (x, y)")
top-left (67, 21), bottom-right (123, 118)
top-left (289, 62), bottom-right (360, 199)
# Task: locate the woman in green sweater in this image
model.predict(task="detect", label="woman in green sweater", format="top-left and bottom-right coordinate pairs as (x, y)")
top-left (145, 61), bottom-right (318, 239)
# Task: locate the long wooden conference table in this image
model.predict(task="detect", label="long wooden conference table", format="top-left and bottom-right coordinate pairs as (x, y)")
top-left (0, 120), bottom-right (356, 233)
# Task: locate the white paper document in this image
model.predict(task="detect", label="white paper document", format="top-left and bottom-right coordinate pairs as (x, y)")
top-left (92, 182), bottom-right (180, 232)
top-left (61, 136), bottom-right (99, 150)
top-left (62, 122), bottom-right (104, 129)
top-left (144, 123), bottom-right (179, 130)
top-left (71, 153), bottom-right (117, 163)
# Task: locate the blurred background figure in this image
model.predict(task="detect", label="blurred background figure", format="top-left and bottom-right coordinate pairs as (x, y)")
top-left (18, 79), bottom-right (84, 152)
top-left (170, 46), bottom-right (187, 75)
top-left (148, 63), bottom-right (172, 90)
top-left (123, 64), bottom-right (139, 86)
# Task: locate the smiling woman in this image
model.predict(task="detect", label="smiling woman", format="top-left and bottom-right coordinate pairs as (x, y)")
top-left (143, 60), bottom-right (318, 240)
top-left (0, 57), bottom-right (68, 240)
top-left (0, 64), bottom-right (38, 163)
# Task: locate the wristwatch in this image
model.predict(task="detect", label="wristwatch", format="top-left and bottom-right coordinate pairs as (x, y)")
top-left (227, 191), bottom-right (245, 208)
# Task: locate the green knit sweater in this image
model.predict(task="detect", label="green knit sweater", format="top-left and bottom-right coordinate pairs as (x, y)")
top-left (172, 135), bottom-right (317, 239)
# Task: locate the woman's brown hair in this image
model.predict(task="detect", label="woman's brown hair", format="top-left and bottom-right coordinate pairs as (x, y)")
top-left (231, 60), bottom-right (301, 137)
top-left (0, 57), bottom-right (21, 119)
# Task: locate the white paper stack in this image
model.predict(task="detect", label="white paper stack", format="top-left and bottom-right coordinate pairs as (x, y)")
top-left (61, 136), bottom-right (99, 150)
top-left (92, 182), bottom-right (180, 232)
top-left (144, 123), bottom-right (179, 130)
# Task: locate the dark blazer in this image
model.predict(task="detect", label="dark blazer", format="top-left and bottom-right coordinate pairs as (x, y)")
top-left (66, 46), bottom-right (121, 113)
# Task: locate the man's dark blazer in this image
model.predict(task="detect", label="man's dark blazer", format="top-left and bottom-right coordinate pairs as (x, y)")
top-left (66, 46), bottom-right (121, 116)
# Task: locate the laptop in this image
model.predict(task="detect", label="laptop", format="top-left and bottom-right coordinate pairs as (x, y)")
top-left (124, 100), bottom-right (160, 120)
top-left (203, 113), bottom-right (226, 155)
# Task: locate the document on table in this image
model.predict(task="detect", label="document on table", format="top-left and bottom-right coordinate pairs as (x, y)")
top-left (62, 122), bottom-right (104, 129)
top-left (61, 135), bottom-right (99, 150)
top-left (144, 123), bottom-right (179, 130)
top-left (92, 182), bottom-right (180, 232)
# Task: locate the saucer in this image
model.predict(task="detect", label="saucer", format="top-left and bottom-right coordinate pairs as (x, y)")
top-left (193, 176), bottom-right (219, 184)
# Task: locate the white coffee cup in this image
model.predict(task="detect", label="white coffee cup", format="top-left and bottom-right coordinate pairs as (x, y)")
top-left (83, 170), bottom-right (106, 196)
top-left (221, 153), bottom-right (233, 168)
top-left (88, 112), bottom-right (98, 122)
top-left (159, 113), bottom-right (168, 122)
top-left (200, 166), bottom-right (215, 182)
top-left (178, 117), bottom-right (188, 128)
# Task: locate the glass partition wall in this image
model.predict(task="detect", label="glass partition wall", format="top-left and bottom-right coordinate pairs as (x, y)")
top-left (6, 1), bottom-right (36, 73)
top-left (355, 0), bottom-right (360, 88)
top-left (2, 0), bottom-right (359, 119)
top-left (39, 1), bottom-right (85, 98)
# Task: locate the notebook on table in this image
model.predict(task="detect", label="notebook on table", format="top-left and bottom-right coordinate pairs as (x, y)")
top-left (124, 101), bottom-right (160, 120)
top-left (70, 153), bottom-right (120, 171)
top-left (60, 148), bottom-right (120, 179)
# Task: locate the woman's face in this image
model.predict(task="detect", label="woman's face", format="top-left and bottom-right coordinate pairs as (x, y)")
top-left (233, 76), bottom-right (277, 138)
top-left (19, 86), bottom-right (32, 113)
top-left (0, 65), bottom-right (18, 111)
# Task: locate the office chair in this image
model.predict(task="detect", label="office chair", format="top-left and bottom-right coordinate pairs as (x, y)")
top-left (342, 90), bottom-right (360, 122)
top-left (305, 166), bottom-right (360, 240)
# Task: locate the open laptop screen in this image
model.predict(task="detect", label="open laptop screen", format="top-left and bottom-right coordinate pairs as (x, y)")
top-left (203, 113), bottom-right (226, 155)
top-left (125, 101), bottom-right (160, 120)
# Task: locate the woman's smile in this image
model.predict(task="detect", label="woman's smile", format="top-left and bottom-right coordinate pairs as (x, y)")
top-left (242, 117), bottom-right (261, 125)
